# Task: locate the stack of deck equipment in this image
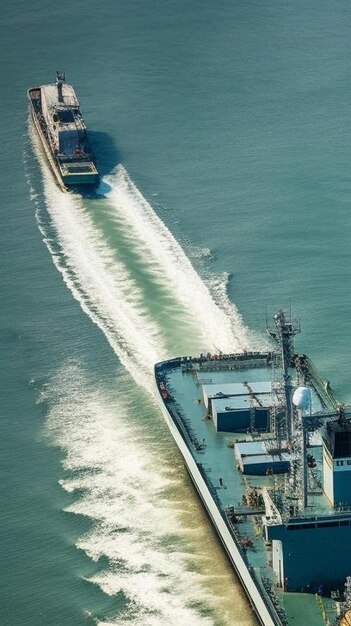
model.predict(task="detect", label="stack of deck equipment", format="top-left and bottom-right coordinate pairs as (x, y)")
top-left (235, 440), bottom-right (291, 475)
top-left (202, 381), bottom-right (276, 433)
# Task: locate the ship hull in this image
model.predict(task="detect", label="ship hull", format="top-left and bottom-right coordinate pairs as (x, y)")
top-left (27, 87), bottom-right (99, 191)
top-left (154, 357), bottom-right (279, 626)
top-left (154, 349), bottom-right (343, 626)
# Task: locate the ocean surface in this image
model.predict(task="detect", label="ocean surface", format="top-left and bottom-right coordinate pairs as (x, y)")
top-left (1, 1), bottom-right (351, 624)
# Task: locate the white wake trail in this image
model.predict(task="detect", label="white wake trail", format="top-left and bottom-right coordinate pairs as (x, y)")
top-left (103, 166), bottom-right (253, 353)
top-left (41, 364), bottom-right (225, 626)
top-left (30, 132), bottom-right (167, 388)
top-left (28, 132), bottom-right (256, 625)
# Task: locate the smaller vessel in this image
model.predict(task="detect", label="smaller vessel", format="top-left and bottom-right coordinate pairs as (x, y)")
top-left (28, 72), bottom-right (99, 189)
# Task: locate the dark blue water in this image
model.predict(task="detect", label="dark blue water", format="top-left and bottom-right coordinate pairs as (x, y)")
top-left (2, 1), bottom-right (351, 624)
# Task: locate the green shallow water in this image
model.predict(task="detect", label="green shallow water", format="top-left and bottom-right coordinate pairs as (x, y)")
top-left (1, 1), bottom-right (351, 625)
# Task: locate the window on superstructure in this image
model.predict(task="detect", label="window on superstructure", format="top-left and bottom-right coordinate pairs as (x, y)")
top-left (57, 110), bottom-right (75, 123)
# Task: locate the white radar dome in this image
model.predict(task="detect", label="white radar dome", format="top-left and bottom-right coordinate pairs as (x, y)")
top-left (292, 386), bottom-right (311, 411)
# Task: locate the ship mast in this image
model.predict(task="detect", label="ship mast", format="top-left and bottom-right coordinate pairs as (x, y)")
top-left (56, 70), bottom-right (66, 103)
top-left (268, 310), bottom-right (301, 445)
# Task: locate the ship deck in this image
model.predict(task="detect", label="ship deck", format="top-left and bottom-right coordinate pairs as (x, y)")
top-left (28, 86), bottom-right (99, 189)
top-left (156, 356), bottom-right (336, 626)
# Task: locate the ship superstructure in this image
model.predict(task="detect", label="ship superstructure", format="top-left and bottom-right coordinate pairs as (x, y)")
top-left (155, 312), bottom-right (351, 626)
top-left (28, 72), bottom-right (99, 189)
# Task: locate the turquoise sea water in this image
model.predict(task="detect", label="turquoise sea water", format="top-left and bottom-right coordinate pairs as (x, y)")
top-left (2, 1), bottom-right (351, 624)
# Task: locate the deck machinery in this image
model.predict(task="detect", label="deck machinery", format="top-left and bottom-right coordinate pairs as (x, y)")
top-left (155, 311), bottom-right (351, 626)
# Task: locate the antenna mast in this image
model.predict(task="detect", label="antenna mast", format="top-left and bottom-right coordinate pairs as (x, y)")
top-left (268, 310), bottom-right (301, 445)
top-left (56, 71), bottom-right (66, 103)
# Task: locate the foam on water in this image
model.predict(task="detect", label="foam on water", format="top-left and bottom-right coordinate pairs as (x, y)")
top-left (104, 166), bottom-right (253, 352)
top-left (29, 129), bottom-right (259, 394)
top-left (29, 130), bottom-right (265, 387)
top-left (40, 363), bottom-right (233, 626)
top-left (29, 127), bottom-right (256, 624)
top-left (29, 130), bottom-right (167, 388)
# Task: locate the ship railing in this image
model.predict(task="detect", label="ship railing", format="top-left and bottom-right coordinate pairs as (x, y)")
top-left (197, 467), bottom-right (287, 625)
top-left (187, 351), bottom-right (271, 364)
top-left (196, 463), bottom-right (224, 510)
top-left (167, 401), bottom-right (206, 454)
top-left (199, 359), bottom-right (269, 372)
top-left (281, 510), bottom-right (351, 524)
top-left (297, 356), bottom-right (338, 410)
top-left (255, 573), bottom-right (289, 626)
top-left (58, 153), bottom-right (93, 163)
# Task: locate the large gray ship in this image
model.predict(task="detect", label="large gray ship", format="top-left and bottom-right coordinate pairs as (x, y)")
top-left (28, 72), bottom-right (99, 189)
top-left (155, 311), bottom-right (351, 626)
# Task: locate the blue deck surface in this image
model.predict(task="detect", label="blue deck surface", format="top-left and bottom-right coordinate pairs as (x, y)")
top-left (166, 364), bottom-right (284, 566)
top-left (160, 358), bottom-right (335, 626)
